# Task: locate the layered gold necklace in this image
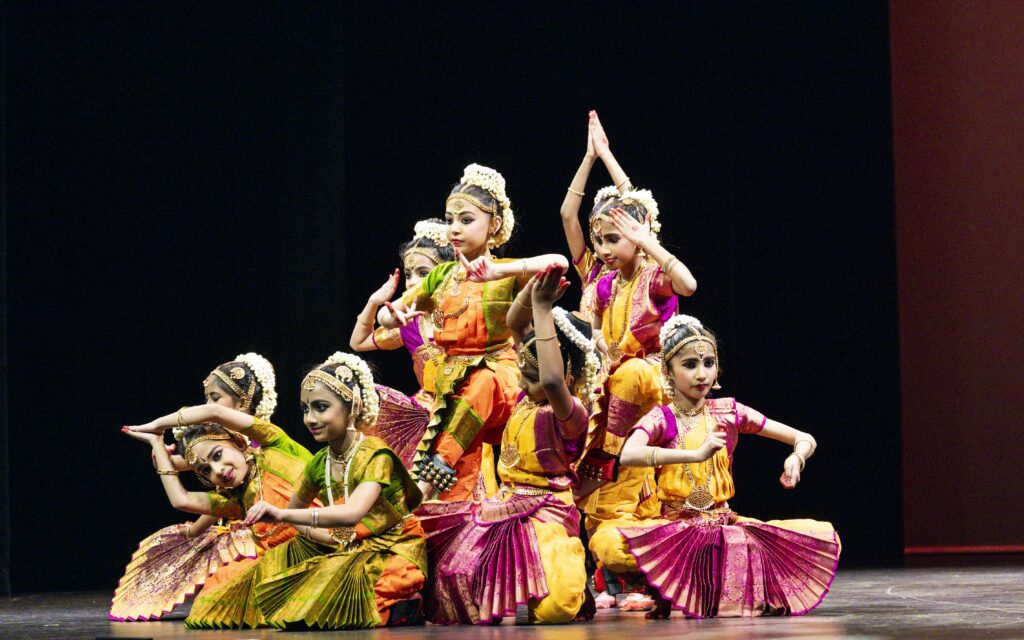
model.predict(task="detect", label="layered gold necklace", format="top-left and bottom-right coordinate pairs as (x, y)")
top-left (499, 397), bottom-right (540, 468)
top-left (432, 266), bottom-right (472, 328)
top-left (670, 402), bottom-right (717, 512)
top-left (606, 266), bottom-right (643, 364)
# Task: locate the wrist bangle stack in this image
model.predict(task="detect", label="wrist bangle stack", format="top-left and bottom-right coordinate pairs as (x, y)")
top-left (311, 508), bottom-right (320, 529)
top-left (156, 469), bottom-right (179, 476)
top-left (176, 407), bottom-right (188, 428)
top-left (567, 187), bottom-right (585, 197)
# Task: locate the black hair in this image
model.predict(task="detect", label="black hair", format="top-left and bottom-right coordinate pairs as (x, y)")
top-left (522, 311), bottom-right (594, 387)
top-left (448, 181), bottom-right (513, 254)
top-left (662, 321), bottom-right (723, 384)
top-left (208, 361), bottom-right (264, 416)
top-left (398, 218), bottom-right (455, 265)
top-left (590, 193), bottom-right (648, 226)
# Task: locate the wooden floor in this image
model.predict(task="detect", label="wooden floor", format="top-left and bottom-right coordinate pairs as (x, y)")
top-left (3, 563), bottom-right (1024, 639)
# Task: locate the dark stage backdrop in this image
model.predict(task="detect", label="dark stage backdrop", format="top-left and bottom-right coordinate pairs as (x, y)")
top-left (4, 2), bottom-right (898, 593)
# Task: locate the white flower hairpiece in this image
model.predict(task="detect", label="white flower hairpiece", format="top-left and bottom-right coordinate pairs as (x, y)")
top-left (235, 352), bottom-right (277, 420)
top-left (324, 351), bottom-right (379, 427)
top-left (552, 307), bottom-right (601, 407)
top-left (619, 187), bottom-right (661, 235)
top-left (413, 219), bottom-right (450, 248)
top-left (459, 163), bottom-right (514, 247)
top-left (593, 185), bottom-right (620, 207)
top-left (659, 314), bottom-right (704, 348)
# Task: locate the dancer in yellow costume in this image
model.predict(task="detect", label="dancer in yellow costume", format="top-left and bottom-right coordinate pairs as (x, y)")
top-left (378, 164), bottom-right (567, 501)
top-left (122, 390), bottom-right (316, 628)
top-left (419, 267), bottom-right (599, 624)
top-left (110, 353), bottom-right (282, 621)
top-left (580, 189), bottom-right (698, 597)
top-left (246, 352), bottom-right (427, 629)
top-left (613, 315), bottom-right (840, 618)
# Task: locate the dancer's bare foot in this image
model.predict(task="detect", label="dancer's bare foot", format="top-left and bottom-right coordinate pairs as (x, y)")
top-left (644, 589), bottom-right (672, 620)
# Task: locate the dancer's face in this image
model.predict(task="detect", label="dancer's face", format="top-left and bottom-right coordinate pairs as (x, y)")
top-left (445, 201), bottom-right (499, 257)
top-left (592, 219), bottom-right (640, 271)
top-left (190, 440), bottom-right (249, 488)
top-left (300, 382), bottom-right (353, 443)
top-left (403, 250), bottom-right (438, 291)
top-left (667, 340), bottom-right (718, 405)
top-left (517, 360), bottom-right (547, 403)
top-left (203, 379), bottom-right (244, 411)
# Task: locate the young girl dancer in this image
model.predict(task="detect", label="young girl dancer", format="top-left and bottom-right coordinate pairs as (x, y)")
top-left (378, 164), bottom-right (568, 500)
top-left (614, 315), bottom-right (841, 618)
top-left (244, 352), bottom-right (427, 629)
top-left (560, 110), bottom-right (632, 324)
top-left (350, 220), bottom-right (452, 465)
top-left (580, 189), bottom-right (698, 607)
top-left (110, 353), bottom-right (280, 622)
top-left (419, 267), bottom-right (600, 625)
top-left (122, 374), bottom-right (316, 628)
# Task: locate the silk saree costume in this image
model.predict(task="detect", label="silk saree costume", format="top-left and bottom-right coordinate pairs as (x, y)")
top-left (419, 396), bottom-right (589, 625)
top-left (582, 262), bottom-right (677, 572)
top-left (612, 399), bottom-right (840, 617)
top-left (253, 436), bottom-right (428, 629)
top-left (134, 418), bottom-right (314, 629)
top-left (401, 260), bottom-right (526, 500)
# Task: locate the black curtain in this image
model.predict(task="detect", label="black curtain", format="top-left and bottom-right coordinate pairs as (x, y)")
top-left (5, 1), bottom-right (897, 593)
top-left (1, 0), bottom-right (10, 598)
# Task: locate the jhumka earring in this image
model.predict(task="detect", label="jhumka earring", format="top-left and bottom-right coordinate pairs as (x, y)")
top-left (660, 365), bottom-right (676, 399)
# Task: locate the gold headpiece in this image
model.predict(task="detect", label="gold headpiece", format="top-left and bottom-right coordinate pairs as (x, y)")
top-left (302, 365), bottom-right (365, 423)
top-left (182, 428), bottom-right (247, 468)
top-left (446, 192), bottom-right (497, 215)
top-left (663, 332), bottom-right (718, 364)
top-left (206, 367), bottom-right (257, 413)
top-left (453, 164), bottom-right (514, 247)
top-left (516, 335), bottom-right (573, 384)
top-left (405, 247), bottom-right (442, 266)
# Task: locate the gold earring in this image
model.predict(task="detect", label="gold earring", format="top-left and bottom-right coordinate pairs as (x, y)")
top-left (712, 377), bottom-right (721, 390)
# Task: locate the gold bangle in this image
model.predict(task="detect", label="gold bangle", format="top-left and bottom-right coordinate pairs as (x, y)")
top-left (311, 508), bottom-right (319, 529)
top-left (534, 334), bottom-right (557, 342)
top-left (516, 296), bottom-right (533, 309)
top-left (789, 452), bottom-right (806, 471)
top-left (156, 469), bottom-right (179, 476)
top-left (794, 438), bottom-right (815, 454)
top-left (567, 187), bottom-right (585, 197)
top-left (176, 407), bottom-right (188, 428)
top-left (662, 257), bottom-right (678, 274)
top-left (616, 177), bottom-right (631, 190)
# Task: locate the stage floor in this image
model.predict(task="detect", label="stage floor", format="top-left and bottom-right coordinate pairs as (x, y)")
top-left (2, 564), bottom-right (1023, 639)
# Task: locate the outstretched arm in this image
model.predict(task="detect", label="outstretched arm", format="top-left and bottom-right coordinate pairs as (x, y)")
top-left (531, 266), bottom-right (575, 419)
top-left (126, 403), bottom-right (257, 437)
top-left (619, 427), bottom-right (726, 467)
top-left (758, 419), bottom-right (817, 489)
top-left (350, 270), bottom-right (401, 351)
top-left (122, 428), bottom-right (218, 515)
top-left (459, 248), bottom-right (569, 284)
top-left (245, 481), bottom-right (382, 528)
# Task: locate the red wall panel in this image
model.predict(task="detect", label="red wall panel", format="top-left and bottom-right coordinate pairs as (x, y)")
top-left (891, 1), bottom-right (1024, 552)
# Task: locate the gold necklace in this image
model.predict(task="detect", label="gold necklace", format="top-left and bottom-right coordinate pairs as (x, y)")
top-left (247, 453), bottom-right (287, 540)
top-left (670, 403), bottom-right (717, 512)
top-left (432, 266), bottom-right (473, 328)
top-left (499, 398), bottom-right (540, 468)
top-left (606, 266), bottom-right (643, 364)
